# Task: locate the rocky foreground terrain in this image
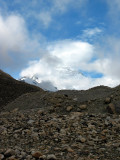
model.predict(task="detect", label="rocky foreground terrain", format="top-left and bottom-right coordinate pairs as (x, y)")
top-left (0, 70), bottom-right (120, 160)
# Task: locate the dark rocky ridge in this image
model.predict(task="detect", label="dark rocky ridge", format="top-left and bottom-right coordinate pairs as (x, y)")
top-left (4, 82), bottom-right (120, 115)
top-left (0, 70), bottom-right (44, 109)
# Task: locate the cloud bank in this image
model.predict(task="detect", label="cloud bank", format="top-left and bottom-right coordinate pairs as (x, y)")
top-left (20, 39), bottom-right (120, 90)
top-left (0, 14), bottom-right (45, 70)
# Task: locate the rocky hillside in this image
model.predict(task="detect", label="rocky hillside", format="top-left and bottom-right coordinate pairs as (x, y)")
top-left (0, 71), bottom-right (120, 159)
top-left (0, 70), bottom-right (44, 109)
top-left (3, 84), bottom-right (120, 115)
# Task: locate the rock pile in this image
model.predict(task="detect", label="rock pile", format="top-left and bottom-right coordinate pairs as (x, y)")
top-left (0, 108), bottom-right (120, 160)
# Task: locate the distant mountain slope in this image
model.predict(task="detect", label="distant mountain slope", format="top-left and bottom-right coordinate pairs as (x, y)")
top-left (0, 70), bottom-right (43, 109)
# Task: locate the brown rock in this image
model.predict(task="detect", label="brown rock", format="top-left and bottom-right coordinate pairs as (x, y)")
top-left (32, 151), bottom-right (43, 158)
top-left (105, 97), bottom-right (111, 104)
top-left (107, 103), bottom-right (116, 114)
top-left (79, 104), bottom-right (87, 110)
top-left (0, 154), bottom-right (4, 160)
top-left (67, 147), bottom-right (74, 152)
top-left (77, 136), bottom-right (86, 143)
top-left (66, 106), bottom-right (73, 111)
top-left (80, 137), bottom-right (86, 143)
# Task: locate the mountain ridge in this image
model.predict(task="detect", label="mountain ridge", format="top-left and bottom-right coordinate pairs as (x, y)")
top-left (0, 69), bottom-right (44, 109)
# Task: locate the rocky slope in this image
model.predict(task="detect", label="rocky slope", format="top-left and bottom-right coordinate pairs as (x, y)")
top-left (3, 84), bottom-right (120, 115)
top-left (0, 70), bottom-right (44, 109)
top-left (0, 70), bottom-right (120, 159)
top-left (0, 108), bottom-right (120, 160)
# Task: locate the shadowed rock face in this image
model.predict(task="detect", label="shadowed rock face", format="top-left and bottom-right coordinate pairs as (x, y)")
top-left (0, 70), bottom-right (43, 109)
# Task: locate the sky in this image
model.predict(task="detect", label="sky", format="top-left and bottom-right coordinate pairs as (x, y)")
top-left (0, 0), bottom-right (120, 90)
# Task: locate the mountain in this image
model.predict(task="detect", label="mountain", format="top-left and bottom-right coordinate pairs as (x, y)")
top-left (0, 70), bottom-right (43, 109)
top-left (20, 76), bottom-right (58, 92)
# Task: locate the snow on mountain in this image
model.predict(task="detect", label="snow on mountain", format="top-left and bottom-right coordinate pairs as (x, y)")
top-left (20, 76), bottom-right (58, 92)
top-left (20, 67), bottom-right (85, 91)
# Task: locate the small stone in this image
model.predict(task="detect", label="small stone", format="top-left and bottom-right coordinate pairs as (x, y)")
top-left (0, 154), bottom-right (4, 159)
top-left (67, 147), bottom-right (74, 152)
top-left (31, 132), bottom-right (39, 139)
top-left (117, 148), bottom-right (120, 152)
top-left (27, 120), bottom-right (34, 125)
top-left (4, 149), bottom-right (15, 157)
top-left (47, 154), bottom-right (56, 160)
top-left (77, 135), bottom-right (86, 143)
top-left (26, 155), bottom-right (32, 159)
top-left (8, 157), bottom-right (18, 160)
top-left (12, 108), bottom-right (18, 113)
top-left (32, 151), bottom-right (43, 158)
top-left (107, 103), bottom-right (116, 114)
top-left (79, 104), bottom-right (87, 110)
top-left (21, 151), bottom-right (26, 158)
top-left (73, 97), bottom-right (77, 101)
top-left (105, 97), bottom-right (111, 104)
top-left (66, 106), bottom-right (73, 112)
top-left (14, 149), bottom-right (20, 156)
top-left (14, 134), bottom-right (18, 139)
top-left (111, 95), bottom-right (114, 98)
top-left (80, 137), bottom-right (86, 143)
top-left (0, 126), bottom-right (7, 134)
top-left (39, 155), bottom-right (46, 159)
top-left (77, 136), bottom-right (86, 143)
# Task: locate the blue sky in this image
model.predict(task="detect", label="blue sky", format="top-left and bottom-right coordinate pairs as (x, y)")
top-left (0, 0), bottom-right (120, 90)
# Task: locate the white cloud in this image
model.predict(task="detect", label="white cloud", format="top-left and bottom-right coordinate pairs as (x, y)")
top-left (83, 27), bottom-right (102, 37)
top-left (0, 14), bottom-right (27, 67)
top-left (20, 39), bottom-right (120, 90)
top-left (0, 14), bottom-right (46, 70)
top-left (94, 36), bottom-right (120, 79)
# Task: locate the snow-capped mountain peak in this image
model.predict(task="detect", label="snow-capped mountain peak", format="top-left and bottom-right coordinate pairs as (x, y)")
top-left (20, 76), bottom-right (58, 92)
